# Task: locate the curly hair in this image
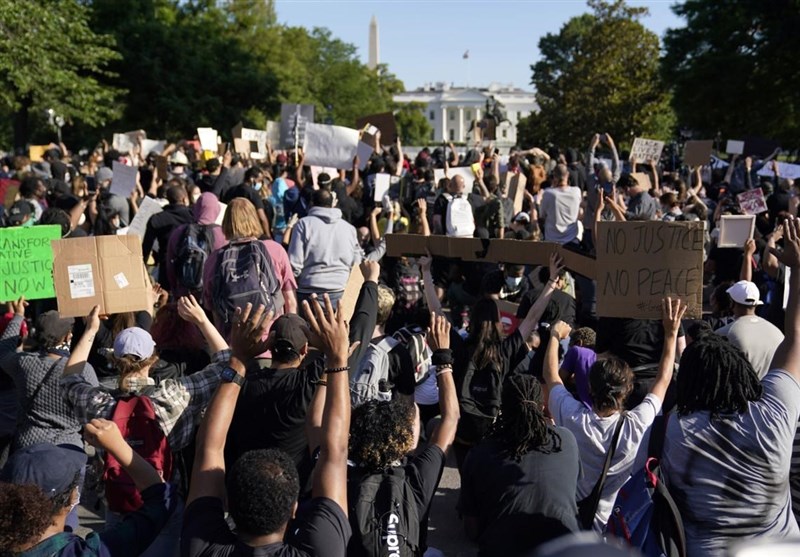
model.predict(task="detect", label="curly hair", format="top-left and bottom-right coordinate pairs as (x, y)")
top-left (0, 475), bottom-right (77, 555)
top-left (349, 399), bottom-right (415, 471)
top-left (677, 334), bottom-right (762, 417)
top-left (227, 449), bottom-right (300, 536)
top-left (570, 327), bottom-right (596, 350)
top-left (589, 357), bottom-right (634, 415)
top-left (490, 375), bottom-right (561, 460)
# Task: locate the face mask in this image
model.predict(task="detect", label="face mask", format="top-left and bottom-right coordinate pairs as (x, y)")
top-left (253, 182), bottom-right (263, 191)
top-left (21, 218), bottom-right (35, 228)
top-left (505, 276), bottom-right (523, 289)
top-left (78, 213), bottom-right (86, 226)
top-left (192, 192), bottom-right (201, 203)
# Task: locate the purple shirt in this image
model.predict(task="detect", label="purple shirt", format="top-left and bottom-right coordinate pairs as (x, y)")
top-left (562, 346), bottom-right (597, 409)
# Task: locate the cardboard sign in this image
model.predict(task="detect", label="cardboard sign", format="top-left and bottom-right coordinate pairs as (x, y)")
top-left (338, 265), bottom-right (365, 321)
top-left (280, 104), bottom-right (315, 149)
top-left (233, 138), bottom-right (251, 156)
top-left (155, 155), bottom-right (169, 181)
top-left (374, 173), bottom-right (392, 202)
top-left (0, 178), bottom-right (20, 208)
top-left (28, 145), bottom-right (49, 163)
top-left (684, 140), bottom-right (713, 168)
top-left (355, 112), bottom-right (398, 144)
top-left (737, 189), bottom-right (768, 215)
top-left (726, 140), bottom-right (744, 155)
top-left (124, 196), bottom-right (163, 238)
top-left (233, 122), bottom-right (270, 159)
top-left (497, 300), bottom-right (520, 335)
top-left (303, 123), bottom-right (359, 169)
top-left (266, 121), bottom-right (280, 146)
top-left (0, 225), bottom-right (61, 302)
top-left (595, 221), bottom-right (705, 319)
top-left (385, 235), bottom-right (596, 279)
top-left (52, 235), bottom-right (150, 318)
top-left (506, 173), bottom-right (527, 215)
top-left (743, 137), bottom-right (780, 158)
top-left (112, 131), bottom-right (144, 154)
top-left (630, 172), bottom-right (652, 191)
top-left (630, 138), bottom-right (665, 163)
top-left (718, 215), bottom-right (755, 248)
top-left (109, 161), bottom-right (138, 198)
top-left (434, 167), bottom-right (477, 186)
top-left (197, 127), bottom-right (219, 152)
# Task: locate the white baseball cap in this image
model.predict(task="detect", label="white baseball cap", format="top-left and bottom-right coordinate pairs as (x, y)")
top-left (726, 280), bottom-right (763, 306)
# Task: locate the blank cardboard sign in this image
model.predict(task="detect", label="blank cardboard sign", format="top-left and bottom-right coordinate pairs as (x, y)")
top-left (726, 140), bottom-right (744, 155)
top-left (718, 215), bottom-right (755, 248)
top-left (684, 140), bottom-right (714, 168)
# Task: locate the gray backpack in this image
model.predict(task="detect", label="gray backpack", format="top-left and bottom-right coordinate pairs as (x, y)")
top-left (350, 337), bottom-right (398, 407)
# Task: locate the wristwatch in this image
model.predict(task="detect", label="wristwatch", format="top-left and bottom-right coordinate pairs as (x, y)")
top-left (221, 367), bottom-right (246, 387)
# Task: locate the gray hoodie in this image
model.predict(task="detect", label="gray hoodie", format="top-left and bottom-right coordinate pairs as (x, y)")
top-left (287, 207), bottom-right (363, 293)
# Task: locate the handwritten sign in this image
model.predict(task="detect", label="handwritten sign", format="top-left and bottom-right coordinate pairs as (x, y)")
top-left (737, 189), bottom-right (768, 215)
top-left (630, 138), bottom-right (665, 163)
top-left (595, 221), bottom-right (704, 319)
top-left (0, 225), bottom-right (61, 301)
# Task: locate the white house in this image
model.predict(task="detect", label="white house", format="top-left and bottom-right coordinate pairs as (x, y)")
top-left (393, 82), bottom-right (538, 147)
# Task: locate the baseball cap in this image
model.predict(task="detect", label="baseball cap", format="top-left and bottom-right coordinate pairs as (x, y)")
top-left (726, 280), bottom-right (764, 306)
top-left (95, 166), bottom-right (113, 184)
top-left (513, 211), bottom-right (530, 224)
top-left (114, 327), bottom-right (156, 359)
top-left (35, 311), bottom-right (74, 347)
top-left (275, 153), bottom-right (288, 165)
top-left (271, 314), bottom-right (309, 356)
top-left (7, 200), bottom-right (33, 224)
top-left (1, 443), bottom-right (87, 498)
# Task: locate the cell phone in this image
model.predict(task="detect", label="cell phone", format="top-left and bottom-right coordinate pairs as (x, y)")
top-left (86, 176), bottom-right (97, 193)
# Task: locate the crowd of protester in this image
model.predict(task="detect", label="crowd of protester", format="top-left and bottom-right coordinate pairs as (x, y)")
top-left (0, 131), bottom-right (799, 557)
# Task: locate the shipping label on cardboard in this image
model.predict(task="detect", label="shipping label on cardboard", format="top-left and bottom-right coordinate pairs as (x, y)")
top-left (68, 264), bottom-right (96, 299)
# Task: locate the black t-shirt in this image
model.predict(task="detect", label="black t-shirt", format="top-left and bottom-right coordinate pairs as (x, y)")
top-left (595, 317), bottom-right (684, 369)
top-left (225, 356), bottom-right (324, 486)
top-left (182, 496), bottom-right (351, 557)
top-left (222, 184), bottom-right (265, 211)
top-left (516, 288), bottom-right (576, 327)
top-left (459, 431), bottom-right (580, 556)
top-left (708, 246), bottom-right (742, 286)
top-left (347, 445), bottom-right (446, 557)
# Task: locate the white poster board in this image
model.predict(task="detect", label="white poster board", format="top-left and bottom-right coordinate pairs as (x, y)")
top-left (303, 123), bottom-right (359, 169)
top-left (215, 202), bottom-right (227, 226)
top-left (140, 139), bottom-right (166, 155)
top-left (374, 173), bottom-right (392, 202)
top-left (718, 215), bottom-right (755, 248)
top-left (124, 196), bottom-right (163, 238)
top-left (109, 161), bottom-right (138, 198)
top-left (757, 162), bottom-right (800, 180)
top-left (726, 140), bottom-right (745, 155)
top-left (197, 128), bottom-right (219, 152)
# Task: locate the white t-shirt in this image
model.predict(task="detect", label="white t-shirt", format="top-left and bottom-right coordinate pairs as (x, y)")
top-left (716, 316), bottom-right (784, 379)
top-left (540, 186), bottom-right (582, 245)
top-left (549, 384), bottom-right (662, 530)
top-left (663, 369), bottom-right (800, 557)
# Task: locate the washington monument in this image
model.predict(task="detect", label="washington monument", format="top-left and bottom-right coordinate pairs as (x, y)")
top-left (368, 15), bottom-right (379, 70)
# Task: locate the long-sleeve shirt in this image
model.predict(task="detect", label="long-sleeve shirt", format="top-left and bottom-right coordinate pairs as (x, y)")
top-left (21, 483), bottom-right (177, 557)
top-left (583, 144), bottom-right (621, 231)
top-left (0, 315), bottom-right (98, 449)
top-left (61, 349), bottom-right (229, 451)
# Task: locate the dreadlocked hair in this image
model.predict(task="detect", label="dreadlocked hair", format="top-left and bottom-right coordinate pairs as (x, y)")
top-left (349, 398), bottom-right (415, 472)
top-left (677, 334), bottom-right (762, 417)
top-left (489, 374), bottom-right (561, 460)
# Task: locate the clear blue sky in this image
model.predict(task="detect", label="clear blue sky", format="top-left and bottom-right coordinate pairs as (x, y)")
top-left (274, 0), bottom-right (685, 91)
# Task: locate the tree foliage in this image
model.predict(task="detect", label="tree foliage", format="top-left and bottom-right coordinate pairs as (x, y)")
top-left (663, 0), bottom-right (800, 146)
top-left (526, 0), bottom-right (674, 149)
top-left (0, 0), bottom-right (122, 148)
top-left (394, 102), bottom-right (433, 146)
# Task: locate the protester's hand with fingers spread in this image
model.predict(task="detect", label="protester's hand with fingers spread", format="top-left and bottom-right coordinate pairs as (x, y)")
top-left (662, 297), bottom-right (687, 339)
top-left (548, 252), bottom-right (564, 282)
top-left (230, 303), bottom-right (273, 363)
top-left (303, 295), bottom-right (349, 366)
top-left (648, 296), bottom-right (686, 402)
top-left (428, 312), bottom-right (451, 351)
top-left (773, 216), bottom-right (800, 270)
top-left (177, 295), bottom-right (208, 325)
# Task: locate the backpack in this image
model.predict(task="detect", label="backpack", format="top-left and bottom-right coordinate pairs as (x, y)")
top-left (443, 193), bottom-right (475, 237)
top-left (605, 415), bottom-right (686, 557)
top-left (104, 395), bottom-right (173, 514)
top-left (394, 259), bottom-right (423, 310)
top-left (212, 240), bottom-right (281, 335)
top-left (349, 467), bottom-right (420, 557)
top-left (173, 223), bottom-right (215, 291)
top-left (391, 325), bottom-right (430, 386)
top-left (351, 337), bottom-right (398, 407)
top-left (456, 361), bottom-right (503, 445)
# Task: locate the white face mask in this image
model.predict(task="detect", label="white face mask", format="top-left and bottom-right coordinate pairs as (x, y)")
top-left (78, 213), bottom-right (86, 226)
top-left (253, 182), bottom-right (263, 191)
top-left (505, 276), bottom-right (523, 289)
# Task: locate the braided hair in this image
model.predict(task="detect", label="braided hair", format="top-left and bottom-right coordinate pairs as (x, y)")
top-left (490, 374), bottom-right (561, 460)
top-left (677, 334), bottom-right (762, 417)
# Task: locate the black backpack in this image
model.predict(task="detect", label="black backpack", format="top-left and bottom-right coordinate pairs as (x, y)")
top-left (173, 224), bottom-right (215, 291)
top-left (456, 361), bottom-right (503, 445)
top-left (349, 467), bottom-right (420, 557)
top-left (212, 240), bottom-right (281, 335)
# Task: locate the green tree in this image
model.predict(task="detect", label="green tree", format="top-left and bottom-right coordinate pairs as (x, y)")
top-left (0, 0), bottom-right (122, 148)
top-left (528, 0), bottom-right (674, 149)
top-left (663, 0), bottom-right (800, 146)
top-left (394, 102), bottom-right (433, 145)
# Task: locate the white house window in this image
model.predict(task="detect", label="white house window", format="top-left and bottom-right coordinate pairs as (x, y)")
top-left (518, 111), bottom-right (523, 120)
top-left (449, 110), bottom-right (455, 121)
top-left (465, 110), bottom-right (472, 120)
top-left (502, 129), bottom-right (508, 138)
top-left (430, 130), bottom-right (435, 141)
top-left (449, 129), bottom-right (455, 140)
top-left (429, 111), bottom-right (434, 120)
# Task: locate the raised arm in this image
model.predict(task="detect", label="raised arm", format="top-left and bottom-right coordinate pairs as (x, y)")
top-left (63, 306), bottom-right (100, 377)
top-left (419, 254), bottom-right (442, 315)
top-left (543, 320), bottom-right (571, 391)
top-left (186, 304), bottom-right (272, 506)
top-left (395, 138), bottom-right (404, 177)
top-left (741, 239), bottom-right (756, 282)
top-left (177, 295), bottom-right (229, 354)
top-left (303, 295), bottom-right (351, 514)
top-left (416, 198), bottom-right (431, 236)
top-left (427, 313), bottom-right (459, 454)
top-left (763, 227), bottom-right (783, 278)
top-left (369, 207), bottom-right (382, 247)
top-left (516, 253), bottom-right (563, 340)
top-left (769, 217), bottom-right (800, 379)
top-left (724, 155), bottom-right (738, 185)
top-left (606, 134), bottom-right (620, 182)
top-left (650, 297), bottom-right (685, 402)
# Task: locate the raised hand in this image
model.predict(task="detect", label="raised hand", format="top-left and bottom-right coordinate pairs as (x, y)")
top-left (360, 260), bottom-right (380, 283)
top-left (230, 303), bottom-right (274, 361)
top-left (661, 297), bottom-right (687, 338)
top-left (552, 320), bottom-right (572, 341)
top-left (548, 252), bottom-right (564, 280)
top-left (10, 296), bottom-right (27, 316)
top-left (302, 294), bottom-right (349, 362)
top-left (84, 418), bottom-right (126, 452)
top-left (177, 295), bottom-right (207, 325)
top-left (772, 217), bottom-right (800, 270)
top-left (427, 312), bottom-right (451, 350)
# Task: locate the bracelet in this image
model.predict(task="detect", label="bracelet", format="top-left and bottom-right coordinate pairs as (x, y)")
top-left (435, 365), bottom-right (453, 377)
top-left (431, 349), bottom-right (454, 366)
top-left (316, 380), bottom-right (327, 387)
top-left (324, 366), bottom-right (350, 374)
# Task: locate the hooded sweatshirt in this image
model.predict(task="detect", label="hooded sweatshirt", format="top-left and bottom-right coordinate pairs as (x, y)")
top-left (287, 206), bottom-right (363, 293)
top-left (165, 193), bottom-right (227, 296)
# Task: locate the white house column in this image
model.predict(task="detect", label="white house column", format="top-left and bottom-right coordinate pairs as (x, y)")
top-left (457, 106), bottom-right (464, 142)
top-left (440, 106), bottom-right (447, 142)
